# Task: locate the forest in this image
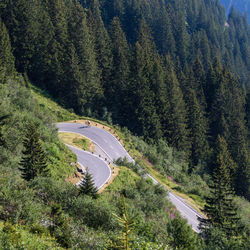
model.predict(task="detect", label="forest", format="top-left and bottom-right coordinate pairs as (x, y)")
top-left (0, 0), bottom-right (249, 249)
top-left (220, 0), bottom-right (250, 23)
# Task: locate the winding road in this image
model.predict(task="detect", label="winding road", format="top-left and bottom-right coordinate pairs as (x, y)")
top-left (65, 144), bottom-right (111, 189)
top-left (57, 122), bottom-right (203, 232)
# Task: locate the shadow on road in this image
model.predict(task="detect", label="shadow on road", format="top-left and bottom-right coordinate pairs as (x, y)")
top-left (78, 125), bottom-right (90, 129)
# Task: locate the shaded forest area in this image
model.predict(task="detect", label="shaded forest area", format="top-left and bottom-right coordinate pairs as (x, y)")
top-left (220, 0), bottom-right (250, 23)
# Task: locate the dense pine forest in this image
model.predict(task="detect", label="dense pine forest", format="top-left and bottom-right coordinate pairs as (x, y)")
top-left (220, 0), bottom-right (250, 23)
top-left (0, 0), bottom-right (249, 249)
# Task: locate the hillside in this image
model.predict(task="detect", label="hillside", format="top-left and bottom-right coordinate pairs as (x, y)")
top-left (220, 0), bottom-right (250, 23)
top-left (1, 73), bottom-right (249, 249)
top-left (0, 76), bottom-right (202, 248)
top-left (0, 1), bottom-right (249, 201)
top-left (0, 0), bottom-right (249, 249)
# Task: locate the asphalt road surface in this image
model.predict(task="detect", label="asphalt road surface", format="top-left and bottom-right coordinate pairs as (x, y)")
top-left (57, 122), bottom-right (203, 232)
top-left (65, 144), bottom-right (111, 190)
top-left (57, 122), bottom-right (132, 162)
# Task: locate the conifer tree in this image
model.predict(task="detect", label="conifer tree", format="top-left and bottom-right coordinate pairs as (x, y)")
top-left (235, 143), bottom-right (250, 200)
top-left (108, 16), bottom-right (131, 124)
top-left (44, 0), bottom-right (70, 98)
top-left (110, 195), bottom-right (135, 249)
top-left (199, 136), bottom-right (240, 238)
top-left (191, 57), bottom-right (206, 108)
top-left (197, 30), bottom-right (211, 70)
top-left (163, 55), bottom-right (190, 153)
top-left (186, 89), bottom-right (208, 168)
top-left (68, 2), bottom-right (102, 114)
top-left (79, 168), bottom-right (98, 199)
top-left (29, 1), bottom-right (55, 86)
top-left (172, 10), bottom-right (189, 67)
top-left (19, 122), bottom-right (48, 181)
top-left (0, 18), bottom-right (15, 81)
top-left (86, 0), bottom-right (113, 93)
top-left (206, 63), bottom-right (249, 197)
top-left (230, 115), bottom-right (250, 199)
top-left (154, 7), bottom-right (176, 56)
top-left (130, 21), bottom-right (162, 141)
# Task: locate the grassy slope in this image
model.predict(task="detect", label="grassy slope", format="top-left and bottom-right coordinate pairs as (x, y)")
top-left (0, 80), bottom-right (76, 180)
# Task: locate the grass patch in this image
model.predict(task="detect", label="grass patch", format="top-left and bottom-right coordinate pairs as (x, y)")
top-left (58, 132), bottom-right (94, 151)
top-left (31, 85), bottom-right (78, 122)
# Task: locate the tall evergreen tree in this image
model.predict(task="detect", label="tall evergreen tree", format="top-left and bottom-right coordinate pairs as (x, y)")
top-left (199, 136), bottom-right (239, 238)
top-left (86, 0), bottom-right (113, 96)
top-left (172, 8), bottom-right (189, 67)
top-left (0, 17), bottom-right (15, 81)
top-left (191, 57), bottom-right (207, 108)
top-left (79, 168), bottom-right (98, 199)
top-left (29, 0), bottom-right (55, 86)
top-left (206, 62), bottom-right (249, 197)
top-left (44, 0), bottom-right (70, 99)
top-left (154, 7), bottom-right (176, 56)
top-left (130, 21), bottom-right (162, 141)
top-left (19, 122), bottom-right (48, 181)
top-left (163, 55), bottom-right (190, 153)
top-left (68, 2), bottom-right (102, 114)
top-left (186, 89), bottom-right (208, 169)
top-left (108, 16), bottom-right (131, 124)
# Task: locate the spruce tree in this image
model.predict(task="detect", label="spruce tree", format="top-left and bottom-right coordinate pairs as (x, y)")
top-left (199, 136), bottom-right (240, 238)
top-left (79, 168), bottom-right (98, 199)
top-left (108, 16), bottom-right (131, 124)
top-left (19, 122), bottom-right (48, 181)
top-left (163, 55), bottom-right (190, 153)
top-left (191, 57), bottom-right (206, 108)
top-left (207, 63), bottom-right (249, 197)
top-left (130, 21), bottom-right (162, 141)
top-left (172, 9), bottom-right (189, 67)
top-left (186, 89), bottom-right (208, 169)
top-left (44, 0), bottom-right (70, 99)
top-left (86, 0), bottom-right (113, 93)
top-left (68, 2), bottom-right (102, 114)
top-left (0, 18), bottom-right (15, 81)
top-left (154, 7), bottom-right (176, 56)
